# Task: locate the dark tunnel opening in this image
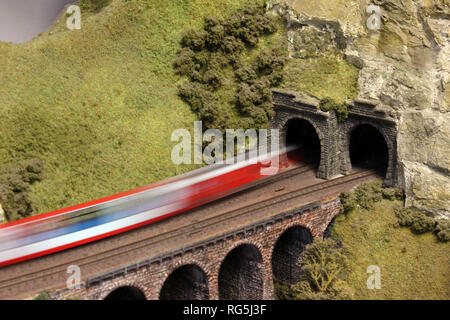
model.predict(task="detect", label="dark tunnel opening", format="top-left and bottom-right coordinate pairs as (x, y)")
top-left (219, 244), bottom-right (263, 300)
top-left (285, 118), bottom-right (321, 168)
top-left (104, 286), bottom-right (146, 300)
top-left (349, 124), bottom-right (388, 176)
top-left (159, 264), bottom-right (209, 300)
top-left (272, 226), bottom-right (313, 285)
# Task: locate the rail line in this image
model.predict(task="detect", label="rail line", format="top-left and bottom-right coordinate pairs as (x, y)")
top-left (0, 165), bottom-right (312, 282)
top-left (0, 167), bottom-right (377, 298)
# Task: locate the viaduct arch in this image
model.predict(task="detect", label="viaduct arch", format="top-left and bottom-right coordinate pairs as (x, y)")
top-left (160, 264), bottom-right (209, 300)
top-left (52, 200), bottom-right (342, 300)
top-left (271, 225), bottom-right (313, 286)
top-left (104, 285), bottom-right (147, 300)
top-left (218, 244), bottom-right (264, 300)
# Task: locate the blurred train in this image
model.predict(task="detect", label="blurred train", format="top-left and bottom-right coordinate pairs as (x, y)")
top-left (0, 147), bottom-right (303, 267)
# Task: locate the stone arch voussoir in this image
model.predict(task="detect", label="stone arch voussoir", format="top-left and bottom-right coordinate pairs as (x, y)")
top-left (342, 121), bottom-right (396, 185)
top-left (159, 262), bottom-right (210, 300)
top-left (99, 281), bottom-right (147, 300)
top-left (218, 241), bottom-right (265, 300)
top-left (278, 114), bottom-right (327, 178)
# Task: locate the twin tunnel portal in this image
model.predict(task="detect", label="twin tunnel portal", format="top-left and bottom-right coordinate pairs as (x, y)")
top-left (93, 90), bottom-right (399, 301)
top-left (275, 90), bottom-right (398, 186)
top-left (286, 118), bottom-right (389, 176)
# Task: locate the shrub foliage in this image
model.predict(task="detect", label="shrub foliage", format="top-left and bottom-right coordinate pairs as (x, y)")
top-left (340, 180), bottom-right (404, 215)
top-left (394, 206), bottom-right (449, 242)
top-left (0, 158), bottom-right (43, 222)
top-left (435, 219), bottom-right (450, 242)
top-left (339, 180), bottom-right (447, 243)
top-left (394, 207), bottom-right (435, 234)
top-left (33, 290), bottom-right (51, 300)
top-left (174, 4), bottom-right (287, 131)
top-left (275, 238), bottom-right (353, 300)
top-left (319, 97), bottom-right (348, 121)
top-left (78, 0), bottom-right (112, 13)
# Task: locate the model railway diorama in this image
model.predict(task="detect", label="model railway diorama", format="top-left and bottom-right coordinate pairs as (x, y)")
top-left (0, 0), bottom-right (448, 304)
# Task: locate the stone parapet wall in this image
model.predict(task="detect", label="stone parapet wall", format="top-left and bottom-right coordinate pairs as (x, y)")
top-left (51, 199), bottom-right (341, 300)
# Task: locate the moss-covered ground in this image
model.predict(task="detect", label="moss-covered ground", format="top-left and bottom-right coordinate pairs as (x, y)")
top-left (0, 0), bottom-right (360, 218)
top-left (282, 57), bottom-right (360, 104)
top-left (0, 0), bottom-right (261, 216)
top-left (331, 199), bottom-right (449, 299)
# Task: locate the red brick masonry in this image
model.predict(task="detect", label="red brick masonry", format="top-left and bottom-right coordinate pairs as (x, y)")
top-left (52, 198), bottom-right (341, 300)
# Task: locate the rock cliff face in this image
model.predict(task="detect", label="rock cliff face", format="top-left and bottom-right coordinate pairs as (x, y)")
top-left (270, 0), bottom-right (449, 217)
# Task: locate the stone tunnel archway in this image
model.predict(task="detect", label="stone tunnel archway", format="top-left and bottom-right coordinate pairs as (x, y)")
top-left (159, 264), bottom-right (209, 300)
top-left (271, 225), bottom-right (313, 286)
top-left (104, 285), bottom-right (146, 300)
top-left (284, 118), bottom-right (322, 169)
top-left (348, 124), bottom-right (389, 177)
top-left (218, 244), bottom-right (263, 300)
top-left (272, 91), bottom-right (399, 185)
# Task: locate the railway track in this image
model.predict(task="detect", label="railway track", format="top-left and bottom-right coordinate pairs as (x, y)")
top-left (0, 167), bottom-right (378, 299)
top-left (0, 165), bottom-right (313, 283)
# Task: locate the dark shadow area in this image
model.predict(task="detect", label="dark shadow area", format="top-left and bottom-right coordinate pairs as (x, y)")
top-left (285, 118), bottom-right (321, 168)
top-left (272, 226), bottom-right (313, 285)
top-left (159, 264), bottom-right (209, 300)
top-left (219, 244), bottom-right (263, 300)
top-left (323, 217), bottom-right (336, 239)
top-left (349, 124), bottom-right (388, 176)
top-left (104, 286), bottom-right (146, 300)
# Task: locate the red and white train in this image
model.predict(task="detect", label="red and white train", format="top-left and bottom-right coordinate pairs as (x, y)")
top-left (0, 147), bottom-right (302, 268)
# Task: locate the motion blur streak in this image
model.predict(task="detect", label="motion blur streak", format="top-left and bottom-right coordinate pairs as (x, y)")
top-left (0, 147), bottom-right (302, 267)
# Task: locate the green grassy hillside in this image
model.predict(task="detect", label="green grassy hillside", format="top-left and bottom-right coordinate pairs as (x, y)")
top-left (331, 199), bottom-right (449, 299)
top-left (0, 0), bottom-right (265, 217)
top-left (0, 0), bottom-right (359, 219)
top-left (275, 182), bottom-right (449, 300)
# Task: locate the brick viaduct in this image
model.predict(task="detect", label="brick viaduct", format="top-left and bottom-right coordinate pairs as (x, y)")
top-left (51, 91), bottom-right (398, 300)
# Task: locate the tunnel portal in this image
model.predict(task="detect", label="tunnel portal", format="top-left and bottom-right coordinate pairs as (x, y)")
top-left (285, 118), bottom-right (321, 168)
top-left (349, 124), bottom-right (388, 176)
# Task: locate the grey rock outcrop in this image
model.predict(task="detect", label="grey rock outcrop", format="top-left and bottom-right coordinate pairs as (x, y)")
top-left (270, 0), bottom-right (449, 217)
